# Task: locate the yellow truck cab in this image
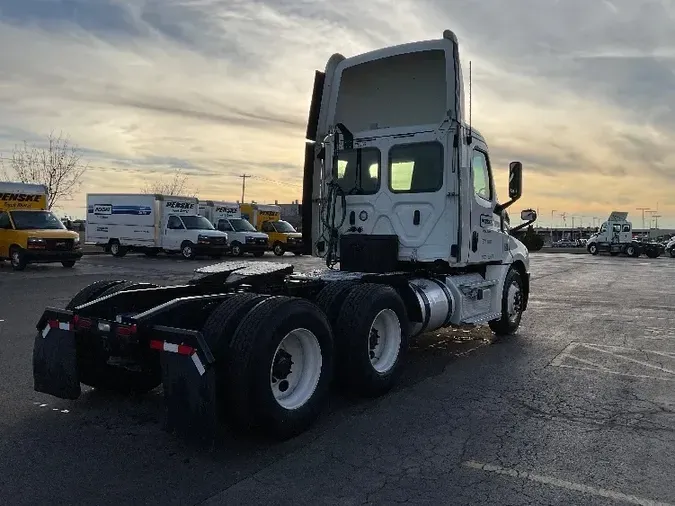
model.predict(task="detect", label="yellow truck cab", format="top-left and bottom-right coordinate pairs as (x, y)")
top-left (0, 182), bottom-right (82, 270)
top-left (240, 203), bottom-right (303, 256)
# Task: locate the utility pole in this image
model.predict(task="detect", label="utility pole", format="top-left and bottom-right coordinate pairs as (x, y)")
top-left (239, 174), bottom-right (252, 203)
top-left (636, 207), bottom-right (651, 231)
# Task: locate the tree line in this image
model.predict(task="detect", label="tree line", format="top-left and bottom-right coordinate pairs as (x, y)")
top-left (1, 132), bottom-right (195, 211)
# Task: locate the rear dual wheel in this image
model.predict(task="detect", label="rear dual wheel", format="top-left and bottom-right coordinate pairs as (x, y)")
top-left (202, 295), bottom-right (334, 440)
top-left (319, 282), bottom-right (410, 398)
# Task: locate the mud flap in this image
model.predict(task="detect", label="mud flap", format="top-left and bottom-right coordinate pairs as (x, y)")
top-left (151, 326), bottom-right (217, 444)
top-left (32, 311), bottom-right (81, 400)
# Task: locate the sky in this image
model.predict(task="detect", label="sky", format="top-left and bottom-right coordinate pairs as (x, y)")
top-left (0, 0), bottom-right (673, 228)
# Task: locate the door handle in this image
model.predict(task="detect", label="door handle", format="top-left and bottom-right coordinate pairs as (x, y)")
top-left (472, 231), bottom-right (479, 252)
top-left (413, 210), bottom-right (420, 225)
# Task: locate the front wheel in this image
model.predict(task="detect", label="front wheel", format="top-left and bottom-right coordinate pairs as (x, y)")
top-left (670, 248), bottom-right (675, 259)
top-left (587, 243), bottom-right (598, 255)
top-left (230, 242), bottom-right (243, 257)
top-left (9, 247), bottom-right (27, 271)
top-left (273, 243), bottom-right (285, 256)
top-left (180, 242), bottom-right (196, 260)
top-left (624, 244), bottom-right (639, 257)
top-left (489, 268), bottom-right (525, 337)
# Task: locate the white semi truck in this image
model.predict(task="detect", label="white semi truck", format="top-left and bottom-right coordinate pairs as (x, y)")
top-left (586, 211), bottom-right (661, 258)
top-left (33, 30), bottom-right (536, 442)
top-left (86, 193), bottom-right (229, 259)
top-left (198, 200), bottom-right (269, 257)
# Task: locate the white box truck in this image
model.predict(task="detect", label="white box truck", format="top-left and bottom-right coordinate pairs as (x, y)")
top-left (86, 193), bottom-right (229, 259)
top-left (199, 200), bottom-right (269, 257)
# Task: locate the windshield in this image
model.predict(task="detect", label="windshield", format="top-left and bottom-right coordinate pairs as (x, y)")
top-left (274, 220), bottom-right (297, 233)
top-left (230, 218), bottom-right (257, 232)
top-left (10, 211), bottom-right (66, 230)
top-left (181, 215), bottom-right (215, 230)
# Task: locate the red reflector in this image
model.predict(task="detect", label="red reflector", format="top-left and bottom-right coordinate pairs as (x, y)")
top-left (177, 344), bottom-right (194, 356)
top-left (72, 315), bottom-right (79, 325)
top-left (78, 318), bottom-right (92, 329)
top-left (48, 320), bottom-right (59, 329)
top-left (116, 324), bottom-right (137, 336)
top-left (149, 340), bottom-right (163, 351)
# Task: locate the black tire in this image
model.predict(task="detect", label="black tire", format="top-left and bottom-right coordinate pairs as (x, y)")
top-left (625, 243), bottom-right (639, 258)
top-left (315, 281), bottom-right (358, 329)
top-left (230, 242), bottom-right (244, 257)
top-left (77, 281), bottom-right (161, 394)
top-left (65, 280), bottom-right (126, 310)
top-left (109, 241), bottom-right (127, 257)
top-left (61, 260), bottom-right (76, 268)
top-left (645, 246), bottom-right (660, 259)
top-left (227, 297), bottom-right (334, 440)
top-left (670, 248), bottom-right (675, 259)
top-left (273, 242), bottom-right (284, 256)
top-left (201, 293), bottom-right (269, 418)
top-left (489, 268), bottom-right (525, 336)
top-left (587, 243), bottom-right (598, 255)
top-left (252, 251), bottom-right (265, 258)
top-left (334, 283), bottom-right (409, 397)
top-left (180, 241), bottom-right (196, 259)
top-left (9, 246), bottom-right (27, 271)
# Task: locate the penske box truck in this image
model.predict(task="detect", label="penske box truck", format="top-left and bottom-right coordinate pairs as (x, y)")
top-left (199, 201), bottom-right (269, 257)
top-left (0, 182), bottom-right (82, 270)
top-left (86, 194), bottom-right (229, 259)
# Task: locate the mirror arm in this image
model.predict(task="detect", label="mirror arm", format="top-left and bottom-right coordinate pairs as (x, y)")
top-left (509, 217), bottom-right (536, 235)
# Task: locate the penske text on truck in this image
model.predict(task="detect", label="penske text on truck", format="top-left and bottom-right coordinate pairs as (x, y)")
top-left (199, 200), bottom-right (269, 257)
top-left (86, 193), bottom-right (229, 259)
top-left (0, 182), bottom-right (82, 270)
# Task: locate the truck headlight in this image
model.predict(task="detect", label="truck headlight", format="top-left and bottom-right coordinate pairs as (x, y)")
top-left (197, 234), bottom-right (210, 244)
top-left (245, 236), bottom-right (255, 243)
top-left (27, 237), bottom-right (46, 249)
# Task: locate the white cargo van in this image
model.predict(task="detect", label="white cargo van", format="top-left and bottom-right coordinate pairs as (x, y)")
top-left (86, 193), bottom-right (229, 259)
top-left (199, 200), bottom-right (269, 257)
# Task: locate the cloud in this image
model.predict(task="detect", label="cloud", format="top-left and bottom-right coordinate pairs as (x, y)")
top-left (0, 0), bottom-right (672, 226)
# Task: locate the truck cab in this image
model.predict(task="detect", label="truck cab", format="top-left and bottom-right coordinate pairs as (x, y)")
top-left (587, 211), bottom-right (661, 258)
top-left (260, 220), bottom-right (303, 256)
top-left (0, 182), bottom-right (82, 270)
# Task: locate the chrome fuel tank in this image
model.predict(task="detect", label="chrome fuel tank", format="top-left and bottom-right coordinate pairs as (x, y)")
top-left (408, 277), bottom-right (455, 337)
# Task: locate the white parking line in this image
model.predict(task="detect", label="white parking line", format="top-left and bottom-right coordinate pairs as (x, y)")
top-left (462, 461), bottom-right (673, 506)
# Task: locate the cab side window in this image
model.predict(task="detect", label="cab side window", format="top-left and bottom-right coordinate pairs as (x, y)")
top-left (218, 220), bottom-right (234, 232)
top-left (622, 224), bottom-right (631, 232)
top-left (0, 212), bottom-right (11, 229)
top-left (167, 216), bottom-right (183, 229)
top-left (600, 224), bottom-right (607, 233)
top-left (472, 150), bottom-right (493, 201)
top-left (613, 224), bottom-right (621, 233)
top-left (261, 221), bottom-right (275, 233)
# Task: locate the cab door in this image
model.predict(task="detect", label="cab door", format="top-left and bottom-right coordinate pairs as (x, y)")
top-left (163, 215), bottom-right (185, 250)
top-left (466, 144), bottom-right (504, 263)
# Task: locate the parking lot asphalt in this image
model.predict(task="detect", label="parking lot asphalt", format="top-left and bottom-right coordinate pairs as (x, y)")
top-left (1, 252), bottom-right (674, 506)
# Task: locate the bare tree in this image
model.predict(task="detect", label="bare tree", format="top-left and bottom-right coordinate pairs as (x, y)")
top-left (141, 167), bottom-right (198, 197)
top-left (0, 131), bottom-right (88, 210)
